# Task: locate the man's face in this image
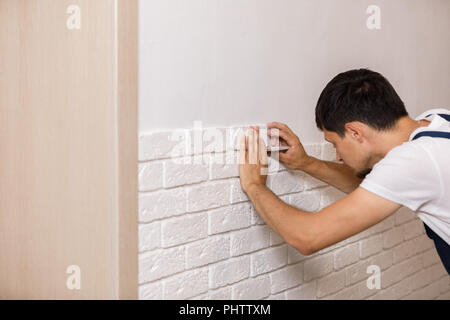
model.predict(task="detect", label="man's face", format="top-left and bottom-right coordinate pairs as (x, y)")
top-left (323, 128), bottom-right (373, 179)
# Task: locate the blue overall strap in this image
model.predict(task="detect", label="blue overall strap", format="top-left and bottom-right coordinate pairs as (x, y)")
top-left (412, 113), bottom-right (450, 141)
top-left (411, 119), bottom-right (450, 275)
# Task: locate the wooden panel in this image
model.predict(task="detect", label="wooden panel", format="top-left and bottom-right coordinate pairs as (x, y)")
top-left (0, 0), bottom-right (137, 299)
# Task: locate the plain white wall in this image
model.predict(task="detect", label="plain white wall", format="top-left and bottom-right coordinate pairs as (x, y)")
top-left (139, 0), bottom-right (450, 142)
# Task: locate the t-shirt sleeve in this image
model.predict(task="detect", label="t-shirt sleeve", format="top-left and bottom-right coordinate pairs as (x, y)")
top-left (359, 143), bottom-right (442, 212)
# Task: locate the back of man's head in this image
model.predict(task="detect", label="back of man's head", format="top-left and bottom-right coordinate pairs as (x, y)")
top-left (315, 69), bottom-right (409, 138)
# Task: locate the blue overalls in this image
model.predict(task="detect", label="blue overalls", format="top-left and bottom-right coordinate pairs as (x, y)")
top-left (411, 113), bottom-right (450, 275)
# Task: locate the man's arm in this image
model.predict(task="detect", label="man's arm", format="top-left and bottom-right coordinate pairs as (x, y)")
top-left (246, 184), bottom-right (402, 255)
top-left (239, 126), bottom-right (401, 255)
top-left (301, 156), bottom-right (363, 194)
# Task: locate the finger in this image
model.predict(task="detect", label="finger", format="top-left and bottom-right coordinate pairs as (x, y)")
top-left (259, 136), bottom-right (268, 166)
top-left (268, 127), bottom-right (296, 147)
top-left (248, 128), bottom-right (257, 164)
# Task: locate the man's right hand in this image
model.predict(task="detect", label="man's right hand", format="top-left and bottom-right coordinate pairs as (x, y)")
top-left (266, 122), bottom-right (313, 171)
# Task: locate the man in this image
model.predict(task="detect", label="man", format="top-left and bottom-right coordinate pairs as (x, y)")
top-left (238, 68), bottom-right (450, 274)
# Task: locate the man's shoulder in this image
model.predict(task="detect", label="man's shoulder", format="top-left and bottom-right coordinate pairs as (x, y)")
top-left (415, 108), bottom-right (450, 120)
top-left (369, 141), bottom-right (427, 175)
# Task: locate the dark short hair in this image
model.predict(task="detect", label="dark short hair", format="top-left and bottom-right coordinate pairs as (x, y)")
top-left (315, 69), bottom-right (409, 138)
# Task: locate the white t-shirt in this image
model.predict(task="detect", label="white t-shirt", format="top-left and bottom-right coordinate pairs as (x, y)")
top-left (360, 108), bottom-right (450, 245)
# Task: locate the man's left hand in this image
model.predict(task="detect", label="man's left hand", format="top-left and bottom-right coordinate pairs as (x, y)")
top-left (238, 126), bottom-right (269, 194)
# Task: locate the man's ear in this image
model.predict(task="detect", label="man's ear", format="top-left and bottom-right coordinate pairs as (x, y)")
top-left (344, 121), bottom-right (365, 142)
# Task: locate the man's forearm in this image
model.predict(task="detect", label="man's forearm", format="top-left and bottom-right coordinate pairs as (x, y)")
top-left (301, 156), bottom-right (363, 194)
top-left (245, 184), bottom-right (312, 254)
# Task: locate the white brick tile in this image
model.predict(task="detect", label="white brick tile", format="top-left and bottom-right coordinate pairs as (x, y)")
top-left (402, 219), bottom-right (425, 240)
top-left (193, 286), bottom-right (232, 300)
top-left (139, 281), bottom-right (163, 300)
top-left (250, 245), bottom-right (288, 276)
top-left (232, 275), bottom-right (271, 300)
top-left (209, 256), bottom-right (250, 289)
top-left (164, 156), bottom-right (208, 188)
top-left (269, 171), bottom-right (304, 195)
top-left (139, 247), bottom-right (185, 283)
top-left (208, 203), bottom-right (252, 235)
top-left (187, 181), bottom-right (231, 212)
top-left (381, 255), bottom-right (423, 288)
top-left (320, 186), bottom-right (346, 208)
top-left (209, 151), bottom-right (239, 180)
top-left (422, 248), bottom-right (441, 268)
top-left (329, 278), bottom-right (378, 300)
top-left (321, 142), bottom-right (336, 161)
top-left (303, 253), bottom-right (333, 281)
top-left (139, 188), bottom-right (187, 223)
top-left (285, 281), bottom-right (317, 300)
top-left (382, 226), bottom-right (404, 249)
top-left (267, 156), bottom-right (287, 174)
top-left (138, 161), bottom-right (164, 191)
top-left (287, 244), bottom-right (308, 264)
top-left (186, 235), bottom-right (230, 268)
top-left (386, 275), bottom-right (414, 299)
top-left (230, 178), bottom-right (250, 204)
top-left (139, 222), bottom-right (161, 252)
top-left (411, 267), bottom-right (433, 291)
top-left (394, 206), bottom-right (416, 225)
top-left (230, 225), bottom-right (270, 256)
top-left (303, 174), bottom-right (327, 191)
top-left (317, 269), bottom-right (346, 298)
top-left (161, 213), bottom-right (208, 247)
top-left (163, 268), bottom-right (209, 299)
top-left (333, 242), bottom-right (359, 270)
top-left (289, 191), bottom-right (321, 212)
top-left (359, 234), bottom-right (383, 259)
top-left (402, 281), bottom-right (441, 300)
top-left (413, 234), bottom-right (434, 255)
top-left (265, 292), bottom-right (286, 300)
top-left (393, 238), bottom-right (416, 264)
top-left (303, 143), bottom-right (322, 159)
top-left (139, 130), bottom-right (188, 161)
top-left (438, 276), bottom-right (450, 294)
top-left (269, 263), bottom-right (303, 294)
top-left (345, 250), bottom-right (393, 286)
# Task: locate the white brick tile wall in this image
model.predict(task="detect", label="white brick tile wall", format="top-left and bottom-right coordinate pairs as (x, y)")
top-left (250, 245), bottom-right (288, 277)
top-left (187, 181), bottom-right (231, 212)
top-left (232, 275), bottom-right (271, 299)
top-left (139, 161), bottom-right (164, 191)
top-left (162, 268), bottom-right (209, 299)
top-left (209, 256), bottom-right (250, 289)
top-left (303, 253), bottom-right (334, 281)
top-left (208, 203), bottom-right (252, 235)
top-left (139, 188), bottom-right (186, 222)
top-left (230, 225), bottom-right (270, 256)
top-left (164, 156), bottom-right (208, 188)
top-left (269, 263), bottom-right (303, 294)
top-left (186, 235), bottom-right (230, 268)
top-left (161, 213), bottom-right (208, 247)
top-left (139, 222), bottom-right (161, 252)
top-left (138, 129), bottom-right (449, 300)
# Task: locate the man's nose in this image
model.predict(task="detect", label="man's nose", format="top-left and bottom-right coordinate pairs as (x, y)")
top-left (336, 152), bottom-right (343, 162)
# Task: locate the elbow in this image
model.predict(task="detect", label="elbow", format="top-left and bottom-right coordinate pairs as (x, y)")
top-left (290, 233), bottom-right (317, 257)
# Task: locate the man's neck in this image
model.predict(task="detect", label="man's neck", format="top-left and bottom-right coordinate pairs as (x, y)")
top-left (371, 116), bottom-right (430, 164)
